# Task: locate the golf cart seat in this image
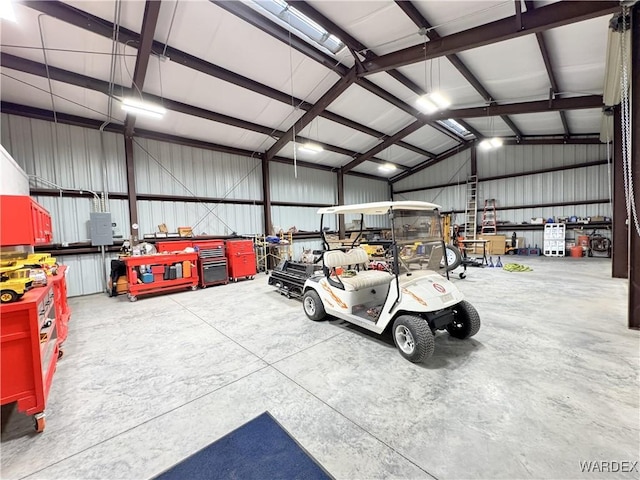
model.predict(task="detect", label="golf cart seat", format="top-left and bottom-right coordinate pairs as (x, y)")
top-left (323, 248), bottom-right (392, 291)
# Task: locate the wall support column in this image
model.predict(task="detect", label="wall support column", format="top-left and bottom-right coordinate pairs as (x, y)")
top-left (124, 135), bottom-right (139, 242)
top-left (261, 156), bottom-right (272, 235)
top-left (612, 106), bottom-right (628, 278)
top-left (337, 168), bottom-right (345, 239)
top-left (629, 3), bottom-right (639, 328)
top-left (470, 144), bottom-right (478, 177)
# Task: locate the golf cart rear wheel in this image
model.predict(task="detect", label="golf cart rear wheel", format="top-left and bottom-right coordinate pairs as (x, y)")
top-left (302, 290), bottom-right (326, 321)
top-left (392, 315), bottom-right (434, 363)
top-left (447, 300), bottom-right (481, 339)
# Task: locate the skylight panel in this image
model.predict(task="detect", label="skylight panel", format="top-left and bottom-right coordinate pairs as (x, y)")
top-left (252, 0), bottom-right (346, 55)
top-left (437, 119), bottom-right (476, 140)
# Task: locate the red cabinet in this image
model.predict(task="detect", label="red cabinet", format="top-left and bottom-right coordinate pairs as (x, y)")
top-left (0, 195), bottom-right (53, 246)
top-left (0, 283), bottom-right (61, 432)
top-left (225, 239), bottom-right (257, 282)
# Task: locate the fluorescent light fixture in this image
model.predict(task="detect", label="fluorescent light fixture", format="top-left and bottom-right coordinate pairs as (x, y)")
top-left (429, 91), bottom-right (451, 109)
top-left (416, 95), bottom-right (438, 114)
top-left (416, 92), bottom-right (450, 114)
top-left (378, 163), bottom-right (397, 172)
top-left (298, 142), bottom-right (323, 154)
top-left (479, 139), bottom-right (493, 150)
top-left (490, 137), bottom-right (503, 147)
top-left (120, 97), bottom-right (166, 119)
top-left (0, 0), bottom-right (16, 22)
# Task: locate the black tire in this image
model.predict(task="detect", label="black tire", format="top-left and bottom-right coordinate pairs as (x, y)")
top-left (0, 290), bottom-right (18, 303)
top-left (302, 290), bottom-right (326, 321)
top-left (447, 300), bottom-right (481, 339)
top-left (392, 315), bottom-right (434, 363)
top-left (508, 249), bottom-right (516, 255)
top-left (442, 245), bottom-right (462, 271)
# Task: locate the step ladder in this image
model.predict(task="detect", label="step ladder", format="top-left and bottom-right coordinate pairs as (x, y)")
top-left (481, 199), bottom-right (497, 234)
top-left (463, 176), bottom-right (478, 250)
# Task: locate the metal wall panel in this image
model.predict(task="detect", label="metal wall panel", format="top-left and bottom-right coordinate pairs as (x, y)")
top-left (271, 206), bottom-right (333, 233)
top-left (57, 252), bottom-right (119, 297)
top-left (478, 144), bottom-right (607, 178)
top-left (133, 137), bottom-right (262, 200)
top-left (396, 185), bottom-right (466, 215)
top-left (344, 175), bottom-right (391, 229)
top-left (270, 162), bottom-right (336, 204)
top-left (32, 196), bottom-right (129, 244)
top-left (1, 113), bottom-right (126, 192)
top-left (393, 150), bottom-right (471, 191)
top-left (137, 200), bottom-right (262, 237)
top-left (479, 164), bottom-right (611, 208)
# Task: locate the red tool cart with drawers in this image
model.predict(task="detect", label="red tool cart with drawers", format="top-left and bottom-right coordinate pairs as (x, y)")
top-left (194, 240), bottom-right (228, 288)
top-left (225, 239), bottom-right (257, 282)
top-left (0, 195), bottom-right (70, 433)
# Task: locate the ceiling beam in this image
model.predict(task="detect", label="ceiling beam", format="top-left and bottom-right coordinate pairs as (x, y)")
top-left (359, 1), bottom-right (620, 75)
top-left (265, 68), bottom-right (357, 160)
top-left (394, 0), bottom-right (522, 139)
top-left (391, 143), bottom-right (473, 183)
top-left (22, 1), bottom-right (404, 156)
top-left (341, 93), bottom-right (601, 172)
top-left (343, 121), bottom-right (426, 172)
top-left (1, 54), bottom-right (407, 169)
top-left (124, 0), bottom-right (161, 137)
top-left (525, 0), bottom-right (571, 137)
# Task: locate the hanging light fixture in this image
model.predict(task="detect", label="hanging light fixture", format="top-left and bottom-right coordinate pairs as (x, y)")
top-left (120, 97), bottom-right (166, 119)
top-left (378, 163), bottom-right (397, 173)
top-left (0, 0), bottom-right (16, 22)
top-left (298, 142), bottom-right (323, 154)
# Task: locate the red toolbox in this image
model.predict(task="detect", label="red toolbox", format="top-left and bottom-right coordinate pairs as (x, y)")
top-left (225, 239), bottom-right (257, 282)
top-left (156, 241), bottom-right (193, 253)
top-left (123, 252), bottom-right (199, 301)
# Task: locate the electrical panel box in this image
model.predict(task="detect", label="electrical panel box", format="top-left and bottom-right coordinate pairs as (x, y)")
top-left (89, 212), bottom-right (113, 246)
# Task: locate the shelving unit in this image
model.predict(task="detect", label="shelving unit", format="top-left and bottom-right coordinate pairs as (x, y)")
top-left (0, 282), bottom-right (61, 432)
top-left (543, 223), bottom-right (566, 257)
top-left (122, 253), bottom-right (199, 302)
top-left (255, 232), bottom-right (293, 272)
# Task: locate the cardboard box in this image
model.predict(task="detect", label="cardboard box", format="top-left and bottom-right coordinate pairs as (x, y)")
top-left (116, 276), bottom-right (128, 294)
top-left (478, 235), bottom-right (507, 255)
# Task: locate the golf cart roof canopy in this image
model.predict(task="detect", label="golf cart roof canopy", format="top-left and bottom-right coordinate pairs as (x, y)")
top-left (318, 201), bottom-right (442, 216)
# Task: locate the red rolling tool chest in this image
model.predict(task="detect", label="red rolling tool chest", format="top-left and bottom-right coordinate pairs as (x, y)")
top-left (0, 281), bottom-right (62, 432)
top-left (193, 240), bottom-right (228, 288)
top-left (0, 195), bottom-right (53, 246)
top-left (225, 239), bottom-right (257, 282)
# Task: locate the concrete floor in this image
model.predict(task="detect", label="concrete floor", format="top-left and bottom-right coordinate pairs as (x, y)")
top-left (1, 256), bottom-right (638, 479)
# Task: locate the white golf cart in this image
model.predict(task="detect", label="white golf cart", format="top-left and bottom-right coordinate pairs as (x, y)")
top-left (302, 201), bottom-right (480, 363)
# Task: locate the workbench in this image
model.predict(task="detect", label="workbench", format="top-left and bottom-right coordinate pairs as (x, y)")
top-left (122, 253), bottom-right (199, 302)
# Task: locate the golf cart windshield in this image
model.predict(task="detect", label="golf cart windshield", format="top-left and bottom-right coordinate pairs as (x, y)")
top-left (318, 201), bottom-right (446, 276)
top-left (392, 208), bottom-right (444, 274)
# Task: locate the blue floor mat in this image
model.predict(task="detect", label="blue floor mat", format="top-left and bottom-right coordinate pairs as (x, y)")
top-left (155, 412), bottom-right (332, 480)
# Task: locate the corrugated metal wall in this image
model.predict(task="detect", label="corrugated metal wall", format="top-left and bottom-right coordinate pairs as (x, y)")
top-left (393, 150), bottom-right (471, 191)
top-left (270, 162), bottom-right (336, 203)
top-left (1, 114), bottom-right (127, 192)
top-left (393, 144), bottom-right (612, 251)
top-left (138, 200), bottom-right (262, 237)
top-left (133, 137), bottom-right (261, 199)
top-left (344, 175), bottom-right (391, 229)
top-left (57, 252), bottom-right (120, 298)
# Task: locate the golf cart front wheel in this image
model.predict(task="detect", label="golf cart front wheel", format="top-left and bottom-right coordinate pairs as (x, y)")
top-left (447, 300), bottom-right (481, 339)
top-left (392, 315), bottom-right (434, 363)
top-left (302, 290), bottom-right (326, 321)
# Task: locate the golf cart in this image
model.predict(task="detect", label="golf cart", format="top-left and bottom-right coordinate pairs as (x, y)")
top-left (302, 201), bottom-right (480, 363)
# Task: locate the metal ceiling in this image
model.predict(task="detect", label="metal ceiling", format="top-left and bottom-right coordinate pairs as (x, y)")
top-left (0, 0), bottom-right (618, 181)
